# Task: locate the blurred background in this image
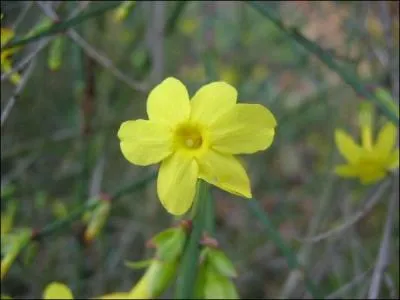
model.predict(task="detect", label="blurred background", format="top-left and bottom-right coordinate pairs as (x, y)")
top-left (1, 1), bottom-right (399, 299)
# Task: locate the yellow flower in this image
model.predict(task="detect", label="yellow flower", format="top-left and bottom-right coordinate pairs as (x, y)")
top-left (43, 283), bottom-right (74, 299)
top-left (1, 27), bottom-right (21, 85)
top-left (335, 119), bottom-right (399, 184)
top-left (42, 282), bottom-right (132, 300)
top-left (118, 77), bottom-right (277, 215)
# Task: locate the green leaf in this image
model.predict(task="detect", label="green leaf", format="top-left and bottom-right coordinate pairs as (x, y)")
top-left (207, 248), bottom-right (237, 278)
top-left (124, 259), bottom-right (153, 270)
top-left (194, 262), bottom-right (208, 299)
top-left (374, 87), bottom-right (399, 119)
top-left (25, 18), bottom-right (53, 39)
top-left (204, 267), bottom-right (239, 299)
top-left (2, 2), bottom-right (120, 50)
top-left (1, 184), bottom-right (16, 199)
top-left (23, 242), bottom-right (38, 266)
top-left (157, 228), bottom-right (186, 262)
top-left (148, 260), bottom-right (178, 296)
top-left (248, 1), bottom-right (399, 124)
top-left (48, 36), bottom-right (65, 71)
top-left (151, 228), bottom-right (178, 247)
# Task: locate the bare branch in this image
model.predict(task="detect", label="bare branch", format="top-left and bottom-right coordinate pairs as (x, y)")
top-left (1, 2), bottom-right (85, 82)
top-left (38, 2), bottom-right (149, 92)
top-left (326, 268), bottom-right (372, 299)
top-left (11, 1), bottom-right (34, 31)
top-left (368, 178), bottom-right (398, 299)
top-left (1, 59), bottom-right (36, 127)
top-left (295, 180), bottom-right (390, 243)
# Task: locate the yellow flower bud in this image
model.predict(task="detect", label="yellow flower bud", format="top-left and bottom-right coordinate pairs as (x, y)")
top-left (83, 197), bottom-right (111, 244)
top-left (113, 1), bottom-right (136, 23)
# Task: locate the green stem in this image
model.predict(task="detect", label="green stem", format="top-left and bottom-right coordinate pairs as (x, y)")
top-left (248, 1), bottom-right (398, 124)
top-left (2, 2), bottom-right (121, 50)
top-left (175, 180), bottom-right (210, 299)
top-left (203, 185), bottom-right (215, 236)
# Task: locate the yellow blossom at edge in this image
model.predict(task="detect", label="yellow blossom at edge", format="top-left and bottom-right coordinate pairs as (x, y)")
top-left (334, 122), bottom-right (399, 185)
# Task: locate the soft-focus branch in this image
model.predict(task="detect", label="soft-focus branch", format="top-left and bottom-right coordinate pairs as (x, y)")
top-left (38, 2), bottom-right (149, 92)
top-left (295, 179), bottom-right (390, 243)
top-left (368, 178), bottom-right (398, 299)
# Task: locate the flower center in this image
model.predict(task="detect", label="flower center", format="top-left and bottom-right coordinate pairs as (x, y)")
top-left (175, 124), bottom-right (203, 150)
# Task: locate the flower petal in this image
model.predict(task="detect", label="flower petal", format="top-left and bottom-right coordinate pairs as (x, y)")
top-left (190, 82), bottom-right (237, 126)
top-left (335, 129), bottom-right (362, 163)
top-left (198, 150), bottom-right (251, 198)
top-left (157, 152), bottom-right (199, 215)
top-left (334, 164), bottom-right (359, 177)
top-left (360, 170), bottom-right (386, 185)
top-left (147, 77), bottom-right (190, 126)
top-left (210, 104), bottom-right (277, 154)
top-left (43, 282), bottom-right (73, 300)
top-left (374, 122), bottom-right (397, 158)
top-left (388, 149), bottom-right (399, 170)
top-left (118, 120), bottom-right (173, 166)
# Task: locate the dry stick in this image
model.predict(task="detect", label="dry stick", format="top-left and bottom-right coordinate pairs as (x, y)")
top-left (280, 174), bottom-right (336, 298)
top-left (344, 192), bottom-right (364, 295)
top-left (38, 3), bottom-right (149, 92)
top-left (11, 1), bottom-right (34, 31)
top-left (296, 180), bottom-right (390, 243)
top-left (1, 2), bottom-right (87, 127)
top-left (147, 1), bottom-right (166, 84)
top-left (378, 1), bottom-right (399, 104)
top-left (1, 59), bottom-right (36, 127)
top-left (352, 229), bottom-right (398, 299)
top-left (326, 268), bottom-right (373, 299)
top-left (368, 178), bottom-right (398, 299)
top-left (89, 154), bottom-right (106, 199)
top-left (68, 32), bottom-right (149, 92)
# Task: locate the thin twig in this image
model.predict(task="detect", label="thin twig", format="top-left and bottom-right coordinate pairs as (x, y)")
top-left (11, 1), bottom-right (34, 31)
top-left (368, 178), bottom-right (398, 299)
top-left (326, 268), bottom-right (373, 299)
top-left (38, 3), bottom-right (150, 92)
top-left (1, 37), bottom-right (52, 82)
top-left (1, 2), bottom-right (84, 82)
top-left (1, 59), bottom-right (36, 127)
top-left (147, 1), bottom-right (166, 84)
top-left (295, 180), bottom-right (390, 243)
top-left (68, 31), bottom-right (149, 92)
top-left (280, 173), bottom-right (336, 298)
top-left (378, 1), bottom-right (399, 104)
top-left (89, 154), bottom-right (105, 199)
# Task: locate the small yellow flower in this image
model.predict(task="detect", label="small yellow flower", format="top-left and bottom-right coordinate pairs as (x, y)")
top-left (118, 77), bottom-right (277, 215)
top-left (1, 27), bottom-right (21, 85)
top-left (335, 114), bottom-right (399, 185)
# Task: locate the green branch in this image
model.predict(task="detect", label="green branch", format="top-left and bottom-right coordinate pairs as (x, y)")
top-left (248, 1), bottom-right (399, 124)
